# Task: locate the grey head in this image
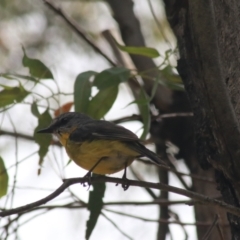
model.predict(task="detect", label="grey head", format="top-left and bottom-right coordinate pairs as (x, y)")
top-left (37, 112), bottom-right (93, 134)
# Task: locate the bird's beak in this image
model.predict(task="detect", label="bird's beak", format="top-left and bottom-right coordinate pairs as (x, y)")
top-left (37, 125), bottom-right (54, 133)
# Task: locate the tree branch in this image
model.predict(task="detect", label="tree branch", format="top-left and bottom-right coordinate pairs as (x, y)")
top-left (1, 176), bottom-right (240, 218)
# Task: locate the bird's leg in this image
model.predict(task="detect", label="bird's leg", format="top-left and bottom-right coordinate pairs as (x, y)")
top-left (82, 157), bottom-right (104, 188)
top-left (121, 162), bottom-right (130, 191)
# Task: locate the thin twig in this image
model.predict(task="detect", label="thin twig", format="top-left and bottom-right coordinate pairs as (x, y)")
top-left (0, 130), bottom-right (61, 146)
top-left (0, 199), bottom-right (194, 214)
top-left (7, 113), bottom-right (19, 208)
top-left (111, 112), bottom-right (194, 124)
top-left (0, 130), bottom-right (34, 143)
top-left (104, 199), bottom-right (193, 206)
top-left (104, 208), bottom-right (227, 227)
top-left (146, 0), bottom-right (172, 48)
top-left (155, 112), bottom-right (194, 121)
top-left (101, 30), bottom-right (125, 66)
top-left (102, 212), bottom-right (133, 240)
top-left (216, 218), bottom-right (225, 240)
top-left (6, 210), bottom-right (49, 238)
top-left (201, 215), bottom-right (219, 240)
top-left (43, 0), bottom-right (116, 67)
top-left (129, 165), bottom-right (157, 199)
top-left (169, 210), bottom-right (188, 239)
top-left (137, 158), bottom-right (215, 184)
top-left (167, 157), bottom-right (191, 190)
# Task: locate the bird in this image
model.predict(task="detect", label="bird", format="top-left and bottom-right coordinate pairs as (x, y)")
top-left (37, 112), bottom-right (165, 190)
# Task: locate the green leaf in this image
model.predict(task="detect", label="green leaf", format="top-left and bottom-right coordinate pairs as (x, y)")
top-left (22, 47), bottom-right (53, 79)
top-left (31, 102), bottom-right (40, 118)
top-left (0, 84), bottom-right (30, 108)
top-left (93, 67), bottom-right (130, 90)
top-left (87, 85), bottom-right (118, 120)
top-left (114, 39), bottom-right (160, 58)
top-left (138, 87), bottom-right (151, 140)
top-left (74, 71), bottom-right (96, 113)
top-left (0, 157), bottom-right (8, 198)
top-left (149, 77), bottom-right (160, 102)
top-left (126, 98), bottom-right (149, 107)
top-left (160, 66), bottom-right (184, 91)
top-left (86, 178), bottom-right (106, 240)
top-left (32, 105), bottom-right (52, 174)
top-left (86, 67), bottom-right (128, 119)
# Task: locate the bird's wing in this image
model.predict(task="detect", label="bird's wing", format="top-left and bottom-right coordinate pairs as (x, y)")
top-left (69, 120), bottom-right (139, 142)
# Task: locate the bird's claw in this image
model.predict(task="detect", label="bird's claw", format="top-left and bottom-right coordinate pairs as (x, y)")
top-left (115, 176), bottom-right (130, 191)
top-left (82, 171), bottom-right (92, 190)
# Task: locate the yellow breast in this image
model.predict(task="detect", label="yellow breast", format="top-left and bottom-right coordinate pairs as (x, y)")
top-left (57, 132), bottom-right (70, 146)
top-left (65, 139), bottom-right (139, 175)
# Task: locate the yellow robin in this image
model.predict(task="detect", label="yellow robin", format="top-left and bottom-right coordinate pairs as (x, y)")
top-left (37, 112), bottom-right (165, 189)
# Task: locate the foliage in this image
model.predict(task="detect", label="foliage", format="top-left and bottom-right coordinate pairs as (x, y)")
top-left (0, 46), bottom-right (181, 239)
top-left (0, 157), bottom-right (8, 198)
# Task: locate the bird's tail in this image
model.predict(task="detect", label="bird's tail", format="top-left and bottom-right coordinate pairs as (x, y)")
top-left (142, 146), bottom-right (166, 166)
top-left (132, 142), bottom-right (167, 166)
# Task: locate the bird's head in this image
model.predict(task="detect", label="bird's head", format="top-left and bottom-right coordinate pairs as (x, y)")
top-left (37, 112), bottom-right (92, 145)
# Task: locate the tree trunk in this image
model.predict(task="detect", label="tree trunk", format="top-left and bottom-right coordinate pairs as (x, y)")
top-left (163, 0), bottom-right (240, 239)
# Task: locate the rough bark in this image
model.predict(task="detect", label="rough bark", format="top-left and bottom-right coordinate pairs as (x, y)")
top-left (163, 0), bottom-right (240, 239)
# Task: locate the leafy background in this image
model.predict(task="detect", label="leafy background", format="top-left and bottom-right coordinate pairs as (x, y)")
top-left (0, 1), bottom-right (194, 240)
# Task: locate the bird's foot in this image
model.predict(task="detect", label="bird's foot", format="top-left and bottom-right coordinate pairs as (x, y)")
top-left (115, 167), bottom-right (130, 191)
top-left (121, 177), bottom-right (130, 191)
top-left (82, 171), bottom-right (92, 189)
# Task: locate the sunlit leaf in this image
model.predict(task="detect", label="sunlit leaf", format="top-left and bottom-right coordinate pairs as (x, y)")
top-left (87, 85), bottom-right (118, 120)
top-left (22, 47), bottom-right (53, 79)
top-left (0, 84), bottom-right (29, 108)
top-left (86, 178), bottom-right (105, 240)
top-left (32, 104), bottom-right (52, 174)
top-left (0, 157), bottom-right (8, 198)
top-left (93, 67), bottom-right (130, 90)
top-left (74, 71), bottom-right (96, 113)
top-left (54, 102), bottom-right (73, 117)
top-left (114, 39), bottom-right (160, 58)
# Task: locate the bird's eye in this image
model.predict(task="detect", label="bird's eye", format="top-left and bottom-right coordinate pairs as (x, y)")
top-left (57, 129), bottom-right (62, 135)
top-left (61, 117), bottom-right (68, 124)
